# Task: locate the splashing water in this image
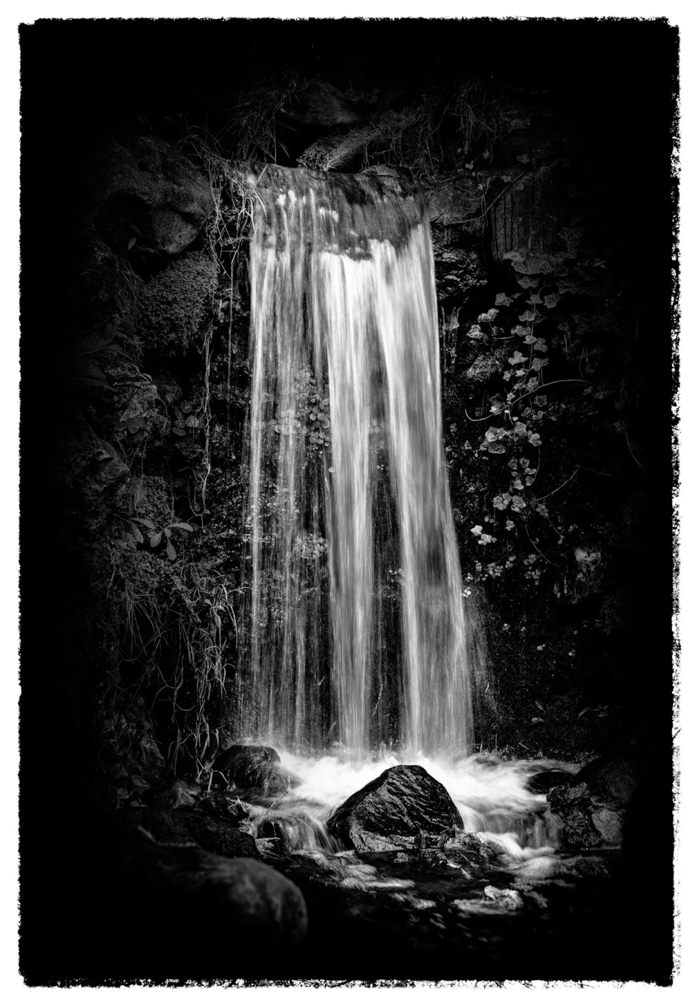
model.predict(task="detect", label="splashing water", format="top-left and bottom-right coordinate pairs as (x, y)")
top-left (238, 166), bottom-right (478, 760)
top-left (248, 752), bottom-right (574, 859)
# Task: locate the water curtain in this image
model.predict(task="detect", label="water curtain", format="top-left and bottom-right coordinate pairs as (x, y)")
top-left (241, 166), bottom-right (473, 760)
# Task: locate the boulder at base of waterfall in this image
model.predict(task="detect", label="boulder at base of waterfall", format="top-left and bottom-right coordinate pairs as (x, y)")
top-left (547, 755), bottom-right (643, 850)
top-left (326, 764), bottom-right (464, 852)
top-left (105, 844), bottom-right (307, 973)
top-left (212, 744), bottom-right (301, 797)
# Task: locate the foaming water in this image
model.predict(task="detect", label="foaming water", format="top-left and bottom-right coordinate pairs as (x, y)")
top-left (249, 751), bottom-right (576, 856)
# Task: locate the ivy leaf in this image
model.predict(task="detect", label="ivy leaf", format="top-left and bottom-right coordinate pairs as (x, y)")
top-left (505, 520), bottom-right (515, 531)
top-left (495, 293), bottom-right (513, 307)
top-left (508, 351), bottom-right (528, 365)
top-left (531, 357), bottom-right (549, 371)
top-left (534, 339), bottom-right (548, 353)
top-left (493, 495), bottom-right (509, 510)
top-left (512, 325), bottom-right (532, 336)
top-left (517, 275), bottom-right (540, 289)
top-left (528, 432), bottom-right (542, 447)
top-left (511, 495), bottom-right (526, 511)
top-left (544, 293), bottom-right (560, 308)
top-left (523, 334), bottom-right (537, 344)
top-left (533, 396), bottom-right (548, 407)
top-left (518, 311), bottom-right (536, 322)
top-left (527, 294), bottom-right (543, 305)
top-left (514, 421), bottom-right (528, 435)
top-left (471, 525), bottom-right (484, 537)
top-left (503, 250), bottom-right (527, 262)
top-left (488, 442), bottom-right (506, 454)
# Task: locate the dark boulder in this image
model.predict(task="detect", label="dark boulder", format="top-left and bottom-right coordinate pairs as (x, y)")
top-left (326, 764), bottom-right (463, 852)
top-left (102, 844), bottom-right (307, 975)
top-left (212, 744), bottom-right (301, 797)
top-left (154, 779), bottom-right (201, 809)
top-left (196, 791), bottom-right (251, 826)
top-left (526, 768), bottom-right (576, 794)
top-left (573, 755), bottom-right (642, 805)
top-left (113, 806), bottom-right (259, 860)
top-left (547, 756), bottom-right (643, 850)
top-left (84, 133), bottom-right (212, 255)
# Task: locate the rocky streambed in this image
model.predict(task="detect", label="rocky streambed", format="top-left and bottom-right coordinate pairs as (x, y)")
top-left (27, 744), bottom-right (671, 984)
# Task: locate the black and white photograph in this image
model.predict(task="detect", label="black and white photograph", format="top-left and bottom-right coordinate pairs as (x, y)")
top-left (14, 7), bottom-right (682, 991)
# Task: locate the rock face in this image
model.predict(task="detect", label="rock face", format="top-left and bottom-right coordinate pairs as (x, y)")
top-left (326, 764), bottom-right (464, 852)
top-left (86, 133), bottom-right (212, 255)
top-left (547, 756), bottom-right (643, 850)
top-left (212, 744), bottom-right (300, 797)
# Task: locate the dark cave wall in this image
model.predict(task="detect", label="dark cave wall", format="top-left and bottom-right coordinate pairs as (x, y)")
top-left (20, 20), bottom-right (676, 804)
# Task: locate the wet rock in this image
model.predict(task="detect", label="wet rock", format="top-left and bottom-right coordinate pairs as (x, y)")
top-left (113, 806), bottom-right (259, 860)
top-left (483, 886), bottom-right (523, 910)
top-left (154, 779), bottom-right (201, 810)
top-left (547, 756), bottom-right (642, 850)
top-left (212, 744), bottom-right (301, 797)
top-left (573, 756), bottom-right (642, 805)
top-left (326, 764), bottom-right (464, 852)
top-left (85, 133), bottom-right (212, 255)
top-left (106, 844), bottom-right (307, 970)
top-left (255, 811), bottom-right (337, 853)
top-left (526, 768), bottom-right (576, 794)
top-left (196, 791), bottom-right (251, 826)
top-left (431, 235), bottom-right (488, 301)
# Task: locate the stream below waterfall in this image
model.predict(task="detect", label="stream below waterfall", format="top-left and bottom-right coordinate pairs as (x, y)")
top-left (246, 752), bottom-right (569, 854)
top-left (228, 752), bottom-right (642, 980)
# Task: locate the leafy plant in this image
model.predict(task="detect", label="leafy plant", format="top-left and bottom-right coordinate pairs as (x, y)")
top-left (131, 516), bottom-right (195, 561)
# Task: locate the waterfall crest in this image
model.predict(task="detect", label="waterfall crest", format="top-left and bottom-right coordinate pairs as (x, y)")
top-left (240, 166), bottom-right (473, 759)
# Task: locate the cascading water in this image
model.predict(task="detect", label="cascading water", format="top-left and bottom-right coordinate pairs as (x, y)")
top-left (239, 166), bottom-right (474, 760)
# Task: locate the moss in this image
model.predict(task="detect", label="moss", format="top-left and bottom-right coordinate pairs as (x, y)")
top-left (137, 251), bottom-right (218, 355)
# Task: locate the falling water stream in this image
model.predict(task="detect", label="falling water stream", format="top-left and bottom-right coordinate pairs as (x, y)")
top-left (235, 167), bottom-right (575, 871)
top-left (241, 166), bottom-right (473, 760)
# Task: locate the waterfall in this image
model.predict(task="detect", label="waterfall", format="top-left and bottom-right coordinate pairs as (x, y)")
top-left (239, 166), bottom-right (474, 760)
